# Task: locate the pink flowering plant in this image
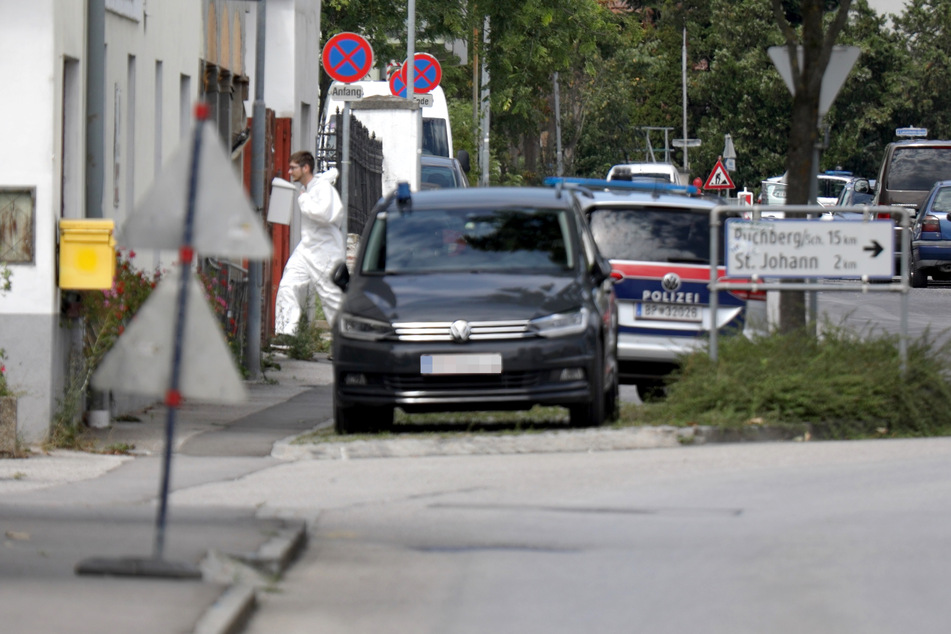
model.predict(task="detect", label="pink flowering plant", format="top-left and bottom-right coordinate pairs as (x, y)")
top-left (81, 249), bottom-right (163, 378)
top-left (0, 348), bottom-right (11, 397)
top-left (197, 266), bottom-right (245, 372)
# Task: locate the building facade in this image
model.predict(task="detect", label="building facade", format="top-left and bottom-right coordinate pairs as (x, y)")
top-left (0, 0), bottom-right (320, 444)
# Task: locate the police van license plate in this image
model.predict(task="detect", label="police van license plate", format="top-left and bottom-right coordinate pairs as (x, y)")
top-left (636, 302), bottom-right (702, 322)
top-left (421, 353), bottom-right (503, 375)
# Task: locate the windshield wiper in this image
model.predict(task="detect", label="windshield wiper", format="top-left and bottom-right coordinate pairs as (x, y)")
top-left (666, 257), bottom-right (709, 265)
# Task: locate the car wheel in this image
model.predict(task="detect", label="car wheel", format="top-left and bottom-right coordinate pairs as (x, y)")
top-left (569, 346), bottom-right (606, 428)
top-left (334, 397), bottom-right (393, 435)
top-left (910, 253), bottom-right (928, 288)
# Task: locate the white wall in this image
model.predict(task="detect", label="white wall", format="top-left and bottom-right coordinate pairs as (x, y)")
top-left (0, 0), bottom-right (58, 317)
top-left (0, 0), bottom-right (210, 443)
top-left (103, 0), bottom-right (203, 232)
top-left (244, 0), bottom-right (321, 152)
top-left (350, 99), bottom-right (421, 196)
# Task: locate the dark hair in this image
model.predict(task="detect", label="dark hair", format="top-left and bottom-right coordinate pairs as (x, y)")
top-left (290, 150), bottom-right (315, 174)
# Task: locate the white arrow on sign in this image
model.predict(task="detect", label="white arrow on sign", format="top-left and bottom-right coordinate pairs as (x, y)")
top-left (725, 219), bottom-right (894, 279)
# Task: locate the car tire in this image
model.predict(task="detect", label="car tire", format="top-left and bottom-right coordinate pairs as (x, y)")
top-left (910, 253), bottom-right (928, 288)
top-left (334, 397), bottom-right (393, 435)
top-left (569, 346), bottom-right (606, 428)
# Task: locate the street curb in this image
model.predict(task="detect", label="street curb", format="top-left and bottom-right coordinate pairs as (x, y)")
top-left (273, 424), bottom-right (811, 461)
top-left (193, 585), bottom-right (256, 634)
top-left (194, 519), bottom-right (308, 634)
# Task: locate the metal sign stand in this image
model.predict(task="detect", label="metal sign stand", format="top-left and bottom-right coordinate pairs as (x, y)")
top-left (76, 103), bottom-right (272, 579)
top-left (708, 204), bottom-right (912, 374)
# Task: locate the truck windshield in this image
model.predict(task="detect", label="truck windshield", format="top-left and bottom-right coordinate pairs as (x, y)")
top-left (422, 118), bottom-right (449, 157)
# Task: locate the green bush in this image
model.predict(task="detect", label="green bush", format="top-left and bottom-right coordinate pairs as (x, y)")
top-left (629, 323), bottom-right (951, 439)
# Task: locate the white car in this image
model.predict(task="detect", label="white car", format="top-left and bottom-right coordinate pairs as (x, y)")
top-left (606, 162), bottom-right (688, 186)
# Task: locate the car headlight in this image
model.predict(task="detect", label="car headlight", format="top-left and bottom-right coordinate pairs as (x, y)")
top-left (529, 307), bottom-right (589, 338)
top-left (338, 313), bottom-right (395, 341)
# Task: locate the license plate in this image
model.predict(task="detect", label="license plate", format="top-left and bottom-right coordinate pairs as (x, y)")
top-left (635, 302), bottom-right (702, 322)
top-left (421, 353), bottom-right (503, 375)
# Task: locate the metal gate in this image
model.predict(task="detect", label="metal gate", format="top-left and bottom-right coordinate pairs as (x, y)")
top-left (317, 113), bottom-right (383, 237)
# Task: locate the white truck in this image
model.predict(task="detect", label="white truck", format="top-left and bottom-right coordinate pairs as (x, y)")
top-left (319, 80), bottom-right (468, 194)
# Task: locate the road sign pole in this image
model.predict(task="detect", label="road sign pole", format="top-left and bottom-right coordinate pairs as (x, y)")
top-left (407, 0), bottom-right (419, 188)
top-left (341, 102), bottom-right (350, 240)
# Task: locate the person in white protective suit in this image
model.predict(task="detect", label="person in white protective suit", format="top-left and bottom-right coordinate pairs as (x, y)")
top-left (274, 151), bottom-right (345, 336)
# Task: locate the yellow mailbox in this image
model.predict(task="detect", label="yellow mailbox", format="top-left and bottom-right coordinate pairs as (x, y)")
top-left (58, 219), bottom-right (116, 290)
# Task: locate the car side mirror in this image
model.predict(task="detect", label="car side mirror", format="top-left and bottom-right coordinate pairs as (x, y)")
top-left (456, 149), bottom-right (471, 174)
top-left (332, 262), bottom-right (350, 292)
top-left (592, 256), bottom-right (613, 284)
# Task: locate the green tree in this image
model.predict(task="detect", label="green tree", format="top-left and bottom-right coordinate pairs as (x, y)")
top-left (319, 1), bottom-right (469, 113)
top-left (476, 0), bottom-right (619, 182)
top-left (823, 0), bottom-right (906, 178)
top-left (891, 0), bottom-right (951, 138)
top-left (771, 0), bottom-right (853, 334)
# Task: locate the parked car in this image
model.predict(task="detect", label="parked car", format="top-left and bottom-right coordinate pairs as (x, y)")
top-left (607, 162), bottom-right (688, 186)
top-left (910, 179), bottom-right (951, 288)
top-left (816, 171), bottom-right (853, 207)
top-left (821, 177), bottom-right (876, 221)
top-left (835, 177), bottom-right (875, 207)
top-left (556, 178), bottom-right (767, 395)
top-left (874, 139), bottom-right (951, 268)
top-left (420, 154), bottom-right (470, 189)
top-left (330, 185), bottom-right (619, 434)
top-left (760, 171), bottom-right (852, 212)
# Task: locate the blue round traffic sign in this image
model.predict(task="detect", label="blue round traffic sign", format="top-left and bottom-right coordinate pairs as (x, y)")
top-left (389, 64), bottom-right (407, 97)
top-left (321, 32), bottom-right (374, 84)
top-left (411, 53), bottom-right (442, 94)
top-left (389, 53), bottom-right (442, 97)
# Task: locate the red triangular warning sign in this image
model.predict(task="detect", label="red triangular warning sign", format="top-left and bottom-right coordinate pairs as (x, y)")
top-left (703, 159), bottom-right (735, 190)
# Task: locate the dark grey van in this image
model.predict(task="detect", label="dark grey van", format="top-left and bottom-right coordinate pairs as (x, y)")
top-left (874, 140), bottom-right (951, 211)
top-left (873, 140), bottom-right (951, 268)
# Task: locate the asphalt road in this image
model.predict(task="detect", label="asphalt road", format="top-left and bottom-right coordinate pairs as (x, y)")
top-left (166, 437), bottom-right (951, 634)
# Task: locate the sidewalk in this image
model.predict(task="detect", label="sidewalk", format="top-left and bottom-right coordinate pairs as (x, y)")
top-left (0, 354), bottom-right (333, 634)
top-left (1, 354), bottom-right (334, 493)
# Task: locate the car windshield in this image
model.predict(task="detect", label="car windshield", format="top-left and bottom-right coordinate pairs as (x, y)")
top-left (362, 206), bottom-right (575, 273)
top-left (587, 207), bottom-right (715, 263)
top-left (888, 148), bottom-right (951, 191)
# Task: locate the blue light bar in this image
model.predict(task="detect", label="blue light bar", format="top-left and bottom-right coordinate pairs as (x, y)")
top-left (543, 176), bottom-right (700, 196)
top-left (396, 181), bottom-right (412, 204)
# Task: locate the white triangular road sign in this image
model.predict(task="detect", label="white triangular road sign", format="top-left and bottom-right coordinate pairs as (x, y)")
top-left (704, 160), bottom-right (735, 190)
top-left (768, 45), bottom-right (860, 117)
top-left (119, 121), bottom-right (272, 259)
top-left (91, 274), bottom-right (248, 402)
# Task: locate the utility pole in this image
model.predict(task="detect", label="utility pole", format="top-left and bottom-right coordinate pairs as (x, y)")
top-left (246, 0), bottom-right (267, 380)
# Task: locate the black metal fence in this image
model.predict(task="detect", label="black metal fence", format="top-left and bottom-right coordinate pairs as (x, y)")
top-left (317, 113), bottom-right (383, 236)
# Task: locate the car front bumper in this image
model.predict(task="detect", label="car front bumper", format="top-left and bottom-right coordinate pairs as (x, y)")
top-left (333, 335), bottom-right (598, 413)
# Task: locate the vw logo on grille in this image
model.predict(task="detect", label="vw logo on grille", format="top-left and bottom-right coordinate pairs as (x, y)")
top-left (661, 272), bottom-right (682, 292)
top-left (450, 319), bottom-right (471, 343)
